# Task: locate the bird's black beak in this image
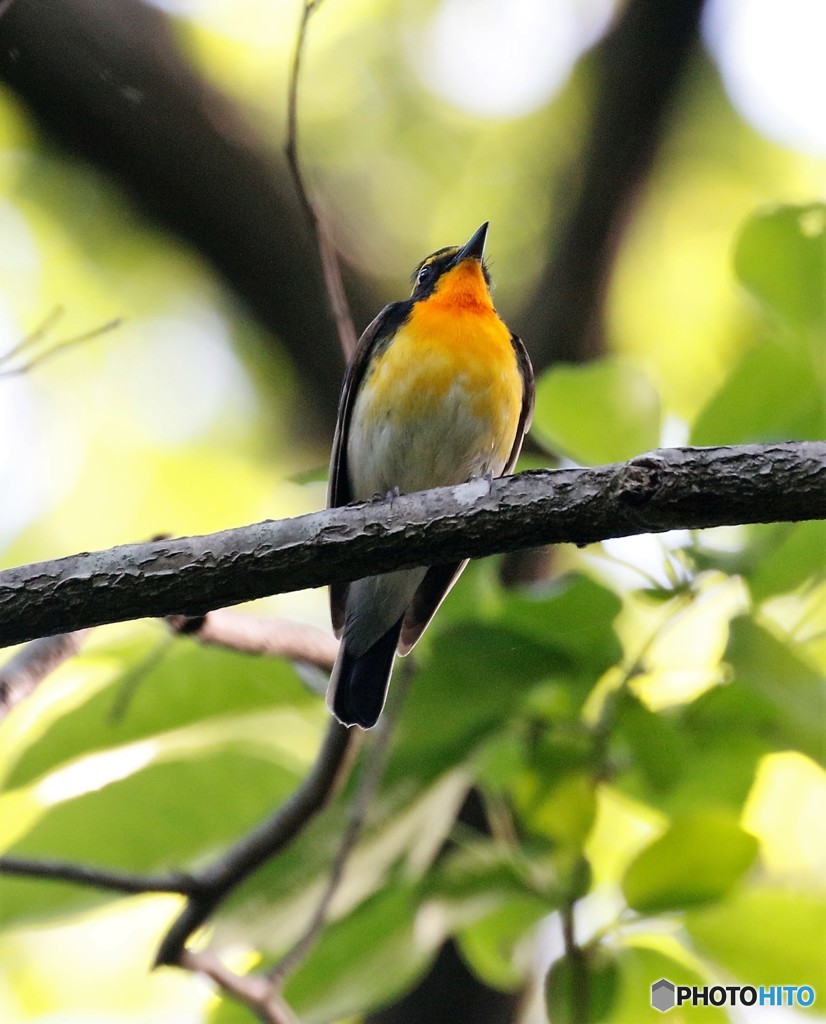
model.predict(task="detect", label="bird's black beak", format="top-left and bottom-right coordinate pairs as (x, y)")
top-left (456, 221), bottom-right (489, 263)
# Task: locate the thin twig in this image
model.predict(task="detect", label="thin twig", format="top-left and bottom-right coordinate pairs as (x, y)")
top-left (155, 718), bottom-right (356, 967)
top-left (285, 0), bottom-right (357, 359)
top-left (167, 610), bottom-right (338, 672)
top-left (108, 635), bottom-right (174, 723)
top-left (285, 0), bottom-right (325, 230)
top-left (171, 658), bottom-right (413, 1018)
top-left (0, 630), bottom-right (91, 721)
top-left (0, 855), bottom-right (201, 896)
top-left (180, 949), bottom-right (301, 1024)
top-left (561, 901), bottom-right (588, 1024)
top-left (268, 658), bottom-right (413, 983)
top-left (0, 305), bottom-right (65, 366)
top-left (0, 317), bottom-right (122, 378)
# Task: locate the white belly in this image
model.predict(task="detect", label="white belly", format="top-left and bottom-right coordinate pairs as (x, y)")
top-left (347, 378), bottom-right (507, 500)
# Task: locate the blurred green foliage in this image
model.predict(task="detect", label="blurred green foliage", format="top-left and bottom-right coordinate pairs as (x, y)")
top-left (0, 1), bottom-right (824, 1021)
top-left (533, 359), bottom-right (662, 465)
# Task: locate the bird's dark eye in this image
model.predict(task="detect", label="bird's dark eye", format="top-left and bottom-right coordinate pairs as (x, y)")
top-left (417, 265), bottom-right (432, 285)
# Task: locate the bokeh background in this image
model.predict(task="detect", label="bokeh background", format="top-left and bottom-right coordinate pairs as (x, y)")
top-left (0, 0), bottom-right (824, 1021)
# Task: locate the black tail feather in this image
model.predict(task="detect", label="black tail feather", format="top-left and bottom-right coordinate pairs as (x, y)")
top-left (327, 617), bottom-right (402, 729)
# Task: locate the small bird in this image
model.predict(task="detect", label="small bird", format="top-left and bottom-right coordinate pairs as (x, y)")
top-left (326, 222), bottom-right (534, 728)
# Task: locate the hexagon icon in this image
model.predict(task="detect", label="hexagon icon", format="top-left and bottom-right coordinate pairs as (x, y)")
top-left (651, 978), bottom-right (676, 1012)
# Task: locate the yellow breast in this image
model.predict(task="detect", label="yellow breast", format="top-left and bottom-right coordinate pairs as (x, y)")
top-left (348, 286), bottom-right (523, 498)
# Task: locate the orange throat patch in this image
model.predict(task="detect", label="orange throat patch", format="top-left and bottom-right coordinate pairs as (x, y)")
top-left (427, 259), bottom-right (494, 312)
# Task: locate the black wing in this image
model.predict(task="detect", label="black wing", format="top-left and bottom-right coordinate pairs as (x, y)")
top-left (328, 301), bottom-right (411, 635)
top-left (503, 331), bottom-right (535, 474)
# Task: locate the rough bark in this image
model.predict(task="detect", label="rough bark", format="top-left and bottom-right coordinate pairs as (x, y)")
top-left (0, 443), bottom-right (823, 649)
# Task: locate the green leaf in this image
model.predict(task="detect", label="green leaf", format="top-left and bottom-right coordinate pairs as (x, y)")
top-left (388, 623), bottom-right (572, 785)
top-left (604, 943), bottom-right (727, 1023)
top-left (3, 642), bottom-right (316, 790)
top-left (514, 771), bottom-right (597, 851)
top-left (612, 691), bottom-right (686, 795)
top-left (428, 841), bottom-right (561, 908)
top-left (734, 203), bottom-right (826, 330)
top-left (686, 888), bottom-right (826, 992)
top-left (533, 359), bottom-right (661, 465)
top-left (659, 729), bottom-right (767, 817)
top-left (546, 946), bottom-right (619, 1024)
top-left (456, 894), bottom-right (549, 989)
top-left (693, 203), bottom-right (826, 446)
top-left (209, 995), bottom-right (259, 1024)
top-left (746, 520), bottom-right (826, 602)
top-left (213, 770), bottom-right (469, 957)
top-left (283, 885), bottom-right (443, 1023)
top-left (725, 617), bottom-right (826, 767)
top-left (499, 574), bottom-right (623, 682)
top-left (0, 745), bottom-right (303, 930)
top-left (690, 339), bottom-right (824, 445)
top-left (622, 812), bottom-right (758, 914)
top-left (670, 670), bottom-right (822, 815)
top-left (287, 463), bottom-right (329, 485)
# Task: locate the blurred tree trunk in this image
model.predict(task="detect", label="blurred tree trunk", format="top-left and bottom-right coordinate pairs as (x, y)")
top-left (0, 0), bottom-right (362, 430)
top-left (518, 0), bottom-right (707, 367)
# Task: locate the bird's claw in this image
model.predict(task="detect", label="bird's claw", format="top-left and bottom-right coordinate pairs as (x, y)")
top-left (370, 486), bottom-right (400, 506)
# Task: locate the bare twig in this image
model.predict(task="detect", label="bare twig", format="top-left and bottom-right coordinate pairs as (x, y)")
top-left (269, 658), bottom-right (412, 983)
top-left (0, 443), bottom-right (824, 650)
top-left (180, 949), bottom-right (301, 1024)
top-left (0, 305), bottom-right (64, 366)
top-left (167, 609), bottom-right (338, 672)
top-left (0, 855), bottom-right (201, 896)
top-left (0, 630), bottom-right (91, 721)
top-left (108, 636), bottom-right (174, 723)
top-left (155, 717), bottom-right (355, 967)
top-left (0, 317), bottom-right (122, 378)
top-left (170, 659), bottom-right (413, 1017)
top-left (0, 609), bottom-right (336, 724)
top-left (285, 0), bottom-right (357, 360)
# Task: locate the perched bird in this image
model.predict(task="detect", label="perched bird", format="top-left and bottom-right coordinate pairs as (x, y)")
top-left (326, 222), bottom-right (534, 728)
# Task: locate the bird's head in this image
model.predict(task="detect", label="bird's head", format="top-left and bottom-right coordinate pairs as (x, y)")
top-left (410, 222), bottom-right (493, 309)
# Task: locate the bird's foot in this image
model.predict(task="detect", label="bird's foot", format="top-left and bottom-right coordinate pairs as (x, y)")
top-left (469, 471), bottom-right (496, 496)
top-left (370, 486), bottom-right (401, 506)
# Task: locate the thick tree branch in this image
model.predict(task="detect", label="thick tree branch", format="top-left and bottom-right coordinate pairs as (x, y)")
top-left (0, 444), bottom-right (823, 650)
